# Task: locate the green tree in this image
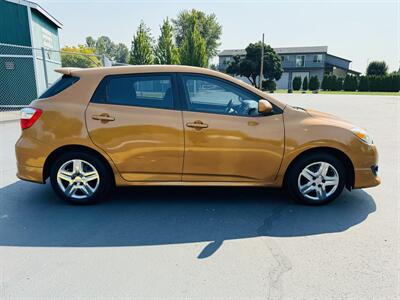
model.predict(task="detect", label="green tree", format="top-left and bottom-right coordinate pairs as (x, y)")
top-left (154, 18), bottom-right (180, 65)
top-left (226, 42), bottom-right (283, 87)
top-left (302, 76), bottom-right (308, 90)
top-left (321, 75), bottom-right (329, 90)
top-left (366, 61), bottom-right (388, 76)
top-left (209, 63), bottom-right (218, 70)
top-left (130, 21), bottom-right (154, 65)
top-left (85, 36), bottom-right (129, 63)
top-left (61, 45), bottom-right (101, 68)
top-left (95, 36), bottom-right (116, 59)
top-left (309, 76), bottom-right (320, 91)
top-left (262, 80), bottom-right (276, 92)
top-left (327, 75), bottom-right (337, 91)
top-left (114, 43), bottom-right (129, 63)
top-left (292, 76), bottom-right (301, 90)
top-left (343, 75), bottom-right (357, 91)
top-left (173, 9), bottom-right (222, 59)
top-left (335, 77), bottom-right (343, 91)
top-left (85, 36), bottom-right (96, 48)
top-left (179, 17), bottom-right (207, 67)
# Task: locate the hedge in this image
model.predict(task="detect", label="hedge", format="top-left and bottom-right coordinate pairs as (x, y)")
top-left (320, 74), bottom-right (399, 92)
top-left (309, 76), bottom-right (320, 91)
top-left (262, 80), bottom-right (276, 92)
top-left (302, 76), bottom-right (308, 90)
top-left (292, 76), bottom-right (301, 90)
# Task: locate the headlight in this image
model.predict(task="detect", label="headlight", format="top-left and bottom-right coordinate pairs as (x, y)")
top-left (351, 127), bottom-right (373, 145)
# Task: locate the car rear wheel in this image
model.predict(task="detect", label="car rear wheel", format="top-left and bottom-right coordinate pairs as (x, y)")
top-left (286, 153), bottom-right (346, 205)
top-left (50, 151), bottom-right (112, 204)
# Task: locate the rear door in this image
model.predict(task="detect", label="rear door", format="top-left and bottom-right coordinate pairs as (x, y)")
top-left (86, 73), bottom-right (184, 182)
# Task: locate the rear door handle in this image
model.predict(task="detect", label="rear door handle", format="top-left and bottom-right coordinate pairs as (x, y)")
top-left (92, 113), bottom-right (115, 122)
top-left (186, 121), bottom-right (208, 129)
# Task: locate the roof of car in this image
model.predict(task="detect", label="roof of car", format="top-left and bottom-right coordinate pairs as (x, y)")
top-left (54, 65), bottom-right (286, 109)
top-left (56, 65), bottom-right (223, 76)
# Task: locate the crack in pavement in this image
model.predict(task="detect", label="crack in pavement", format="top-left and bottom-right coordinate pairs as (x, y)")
top-left (257, 204), bottom-right (293, 300)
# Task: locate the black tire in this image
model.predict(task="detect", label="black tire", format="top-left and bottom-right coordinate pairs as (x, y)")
top-left (50, 151), bottom-right (112, 204)
top-left (286, 153), bottom-right (346, 205)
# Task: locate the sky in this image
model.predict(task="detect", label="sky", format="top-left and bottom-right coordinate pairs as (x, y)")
top-left (36, 0), bottom-right (400, 73)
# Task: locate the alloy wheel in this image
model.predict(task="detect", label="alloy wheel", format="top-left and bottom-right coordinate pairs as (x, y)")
top-left (297, 161), bottom-right (340, 201)
top-left (56, 159), bottom-right (100, 199)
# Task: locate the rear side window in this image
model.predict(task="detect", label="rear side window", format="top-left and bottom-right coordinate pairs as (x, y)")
top-left (39, 75), bottom-right (79, 99)
top-left (92, 74), bottom-right (174, 109)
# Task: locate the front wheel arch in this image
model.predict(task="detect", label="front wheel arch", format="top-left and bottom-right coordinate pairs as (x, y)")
top-left (283, 147), bottom-right (355, 190)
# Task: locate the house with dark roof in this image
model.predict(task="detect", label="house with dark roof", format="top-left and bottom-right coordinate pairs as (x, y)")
top-left (218, 46), bottom-right (360, 89)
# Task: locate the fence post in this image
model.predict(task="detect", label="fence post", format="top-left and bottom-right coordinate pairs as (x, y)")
top-left (41, 47), bottom-right (49, 89)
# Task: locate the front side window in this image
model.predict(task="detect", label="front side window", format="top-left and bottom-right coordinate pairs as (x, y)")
top-left (105, 74), bottom-right (173, 109)
top-left (296, 55), bottom-right (305, 67)
top-left (182, 75), bottom-right (260, 117)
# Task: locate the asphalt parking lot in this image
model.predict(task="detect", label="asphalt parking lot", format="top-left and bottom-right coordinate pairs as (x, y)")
top-left (0, 94), bottom-right (398, 299)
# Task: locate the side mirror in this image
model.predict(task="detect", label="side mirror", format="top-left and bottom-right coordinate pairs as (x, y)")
top-left (258, 99), bottom-right (273, 114)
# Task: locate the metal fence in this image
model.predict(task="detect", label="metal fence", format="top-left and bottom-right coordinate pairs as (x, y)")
top-left (0, 43), bottom-right (108, 111)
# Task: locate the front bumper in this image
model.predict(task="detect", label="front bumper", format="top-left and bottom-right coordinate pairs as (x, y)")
top-left (353, 165), bottom-right (380, 188)
top-left (352, 142), bottom-right (380, 189)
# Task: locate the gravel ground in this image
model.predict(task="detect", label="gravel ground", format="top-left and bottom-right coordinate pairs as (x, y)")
top-left (0, 94), bottom-right (398, 299)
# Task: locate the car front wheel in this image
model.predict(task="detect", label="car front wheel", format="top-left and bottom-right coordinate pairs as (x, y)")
top-left (286, 153), bottom-right (346, 205)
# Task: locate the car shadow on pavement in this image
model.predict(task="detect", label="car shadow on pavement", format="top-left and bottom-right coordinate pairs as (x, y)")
top-left (0, 181), bottom-right (376, 258)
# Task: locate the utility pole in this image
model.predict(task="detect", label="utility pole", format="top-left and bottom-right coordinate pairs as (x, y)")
top-left (259, 33), bottom-right (265, 89)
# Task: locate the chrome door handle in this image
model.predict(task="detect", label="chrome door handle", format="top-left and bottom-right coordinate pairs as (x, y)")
top-left (186, 121), bottom-right (208, 129)
top-left (92, 114), bottom-right (115, 122)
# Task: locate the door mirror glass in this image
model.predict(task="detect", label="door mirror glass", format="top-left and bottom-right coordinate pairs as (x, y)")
top-left (258, 99), bottom-right (273, 114)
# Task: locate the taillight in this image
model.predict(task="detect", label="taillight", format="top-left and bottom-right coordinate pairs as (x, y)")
top-left (20, 107), bottom-right (42, 130)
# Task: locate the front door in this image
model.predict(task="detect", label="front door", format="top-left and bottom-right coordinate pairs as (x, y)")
top-left (86, 73), bottom-right (184, 182)
top-left (179, 74), bottom-right (284, 184)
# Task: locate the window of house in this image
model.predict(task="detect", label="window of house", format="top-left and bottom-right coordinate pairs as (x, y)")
top-left (313, 54), bottom-right (323, 63)
top-left (280, 55), bottom-right (290, 62)
top-left (182, 75), bottom-right (260, 117)
top-left (105, 74), bottom-right (174, 109)
top-left (296, 55), bottom-right (305, 67)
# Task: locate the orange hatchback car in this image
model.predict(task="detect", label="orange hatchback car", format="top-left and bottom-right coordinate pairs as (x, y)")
top-left (16, 66), bottom-right (380, 205)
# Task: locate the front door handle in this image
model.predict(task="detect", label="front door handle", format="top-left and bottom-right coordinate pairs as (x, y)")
top-left (186, 120), bottom-right (208, 129)
top-left (92, 113), bottom-right (115, 122)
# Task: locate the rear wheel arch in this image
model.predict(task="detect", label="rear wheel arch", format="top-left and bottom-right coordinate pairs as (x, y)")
top-left (43, 144), bottom-right (115, 186)
top-left (283, 147), bottom-right (355, 190)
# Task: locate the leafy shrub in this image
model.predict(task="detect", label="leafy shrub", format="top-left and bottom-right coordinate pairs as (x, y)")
top-left (302, 76), bottom-right (308, 90)
top-left (328, 75), bottom-right (337, 91)
top-left (262, 80), bottom-right (276, 92)
top-left (292, 76), bottom-right (301, 90)
top-left (358, 76), bottom-right (369, 91)
top-left (309, 76), bottom-right (320, 91)
top-left (384, 75), bottom-right (400, 92)
top-left (343, 75), bottom-right (357, 91)
top-left (321, 75), bottom-right (329, 90)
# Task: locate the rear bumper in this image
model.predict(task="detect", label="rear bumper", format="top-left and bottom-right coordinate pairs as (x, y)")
top-left (17, 163), bottom-right (44, 183)
top-left (15, 136), bottom-right (48, 184)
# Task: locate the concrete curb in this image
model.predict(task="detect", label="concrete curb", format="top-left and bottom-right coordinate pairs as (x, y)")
top-left (0, 111), bottom-right (19, 123)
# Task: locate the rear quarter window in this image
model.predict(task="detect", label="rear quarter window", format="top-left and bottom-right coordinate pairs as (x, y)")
top-left (39, 75), bottom-right (79, 99)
